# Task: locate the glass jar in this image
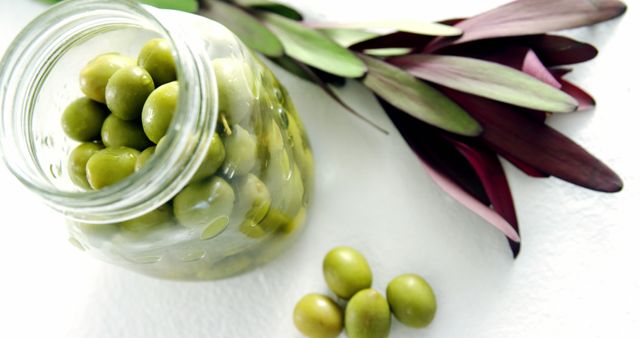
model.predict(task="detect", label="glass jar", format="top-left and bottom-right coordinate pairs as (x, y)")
top-left (0, 0), bottom-right (313, 280)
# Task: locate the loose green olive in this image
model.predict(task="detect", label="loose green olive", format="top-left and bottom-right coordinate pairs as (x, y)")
top-left (212, 58), bottom-right (255, 125)
top-left (120, 204), bottom-right (172, 233)
top-left (345, 289), bottom-right (391, 338)
top-left (135, 146), bottom-right (156, 171)
top-left (61, 97), bottom-right (109, 142)
top-left (141, 81), bottom-right (179, 144)
top-left (105, 65), bottom-right (155, 121)
top-left (86, 146), bottom-right (140, 189)
top-left (101, 114), bottom-right (152, 151)
top-left (222, 124), bottom-right (257, 177)
top-left (386, 274), bottom-right (437, 328)
top-left (138, 38), bottom-right (177, 86)
top-left (173, 176), bottom-right (235, 229)
top-left (80, 53), bottom-right (135, 103)
top-left (323, 246), bottom-right (372, 299)
top-left (68, 142), bottom-right (104, 189)
top-left (293, 293), bottom-right (343, 338)
top-left (190, 132), bottom-right (225, 183)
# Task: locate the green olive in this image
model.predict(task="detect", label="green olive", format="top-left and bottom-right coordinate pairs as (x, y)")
top-left (323, 246), bottom-right (372, 299)
top-left (237, 174), bottom-right (271, 223)
top-left (386, 274), bottom-right (437, 328)
top-left (173, 176), bottom-right (235, 229)
top-left (212, 58), bottom-right (255, 125)
top-left (138, 38), bottom-right (177, 86)
top-left (190, 132), bottom-right (225, 183)
top-left (293, 293), bottom-right (343, 338)
top-left (135, 146), bottom-right (156, 171)
top-left (222, 124), bottom-right (257, 177)
top-left (61, 97), bottom-right (109, 142)
top-left (120, 204), bottom-right (172, 233)
top-left (265, 150), bottom-right (305, 218)
top-left (345, 289), bottom-right (391, 338)
top-left (141, 81), bottom-right (179, 144)
top-left (68, 142), bottom-right (104, 189)
top-left (101, 114), bottom-right (152, 151)
top-left (79, 53), bottom-right (135, 103)
top-left (86, 146), bottom-right (140, 189)
top-left (105, 65), bottom-right (155, 120)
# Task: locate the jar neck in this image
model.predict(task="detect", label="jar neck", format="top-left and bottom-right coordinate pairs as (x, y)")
top-left (0, 0), bottom-right (218, 223)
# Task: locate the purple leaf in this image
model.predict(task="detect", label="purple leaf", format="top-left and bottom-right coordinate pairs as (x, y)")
top-left (426, 0), bottom-right (627, 51)
top-left (501, 152), bottom-right (550, 178)
top-left (447, 138), bottom-right (521, 256)
top-left (551, 69), bottom-right (596, 110)
top-left (440, 87), bottom-right (623, 192)
top-left (558, 78), bottom-right (596, 110)
top-left (433, 35), bottom-right (598, 67)
top-left (527, 35), bottom-right (599, 66)
top-left (391, 54), bottom-right (578, 113)
top-left (351, 31), bottom-right (435, 51)
top-left (382, 100), bottom-right (520, 242)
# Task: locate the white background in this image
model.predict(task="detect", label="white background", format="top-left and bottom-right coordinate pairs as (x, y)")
top-left (1, 0), bottom-right (639, 337)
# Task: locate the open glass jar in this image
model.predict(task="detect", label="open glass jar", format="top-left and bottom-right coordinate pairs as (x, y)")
top-left (0, 0), bottom-right (313, 280)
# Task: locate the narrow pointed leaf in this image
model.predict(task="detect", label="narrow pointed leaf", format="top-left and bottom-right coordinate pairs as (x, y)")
top-left (447, 138), bottom-right (521, 256)
top-left (233, 0), bottom-right (303, 20)
top-left (364, 48), bottom-right (413, 57)
top-left (550, 69), bottom-right (596, 111)
top-left (258, 12), bottom-right (367, 78)
top-left (143, 0), bottom-right (198, 12)
top-left (557, 78), bottom-right (596, 110)
top-left (269, 56), bottom-right (314, 82)
top-left (307, 20), bottom-right (462, 36)
top-left (391, 54), bottom-right (578, 113)
top-left (199, 1), bottom-right (283, 57)
top-left (319, 28), bottom-right (380, 47)
top-left (440, 87), bottom-right (623, 192)
top-left (360, 54), bottom-right (482, 136)
top-left (428, 0), bottom-right (627, 50)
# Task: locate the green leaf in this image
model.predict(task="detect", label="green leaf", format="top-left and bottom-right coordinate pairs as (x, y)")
top-left (259, 12), bottom-right (367, 78)
top-left (199, 1), bottom-right (283, 57)
top-left (360, 54), bottom-right (482, 136)
top-left (309, 20), bottom-right (462, 36)
top-left (364, 48), bottom-right (413, 57)
top-left (319, 28), bottom-right (380, 47)
top-left (233, 0), bottom-right (303, 20)
top-left (141, 0), bottom-right (198, 12)
top-left (391, 55), bottom-right (579, 113)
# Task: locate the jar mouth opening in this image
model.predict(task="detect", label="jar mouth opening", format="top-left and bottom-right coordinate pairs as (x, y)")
top-left (0, 0), bottom-right (218, 223)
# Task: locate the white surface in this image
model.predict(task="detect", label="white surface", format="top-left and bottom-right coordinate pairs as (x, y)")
top-left (1, 0), bottom-right (639, 337)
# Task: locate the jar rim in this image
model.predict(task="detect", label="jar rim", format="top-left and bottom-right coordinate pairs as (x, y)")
top-left (0, 0), bottom-right (218, 223)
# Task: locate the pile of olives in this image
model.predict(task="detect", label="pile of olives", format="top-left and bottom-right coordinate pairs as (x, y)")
top-left (293, 247), bottom-right (437, 338)
top-left (62, 37), bottom-right (313, 278)
top-left (63, 38), bottom-right (178, 190)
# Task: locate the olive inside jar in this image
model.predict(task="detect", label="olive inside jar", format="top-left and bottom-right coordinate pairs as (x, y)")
top-left (0, 0), bottom-right (313, 280)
